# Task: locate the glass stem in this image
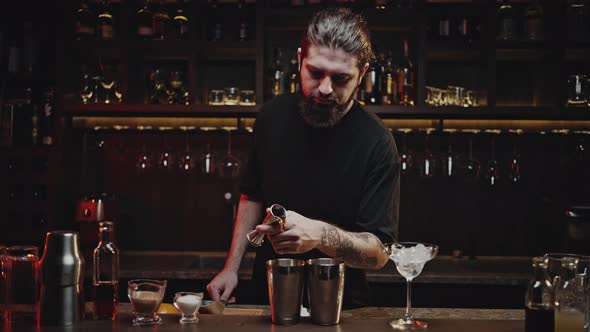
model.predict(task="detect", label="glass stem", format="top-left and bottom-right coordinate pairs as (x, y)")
top-left (405, 278), bottom-right (413, 320)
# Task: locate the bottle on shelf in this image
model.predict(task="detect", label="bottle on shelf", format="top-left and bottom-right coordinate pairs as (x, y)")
top-left (268, 48), bottom-right (285, 98)
top-left (172, 0), bottom-right (190, 40)
top-left (381, 51), bottom-right (397, 105)
top-left (137, 0), bottom-right (154, 40)
top-left (41, 88), bottom-right (55, 146)
top-left (75, 0), bottom-right (96, 40)
top-left (92, 221), bottom-right (119, 320)
top-left (497, 0), bottom-right (517, 41)
top-left (98, 61), bottom-right (122, 104)
top-left (287, 54), bottom-right (300, 94)
top-left (97, 0), bottom-right (115, 40)
top-left (152, 0), bottom-right (170, 40)
top-left (524, 257), bottom-right (553, 332)
top-left (363, 55), bottom-right (379, 105)
top-left (566, 0), bottom-right (590, 42)
top-left (397, 39), bottom-right (414, 106)
top-left (524, 0), bottom-right (543, 41)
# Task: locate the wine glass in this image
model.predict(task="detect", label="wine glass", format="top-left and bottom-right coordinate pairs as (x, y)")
top-left (420, 130), bottom-right (437, 178)
top-left (199, 127), bottom-right (216, 175)
top-left (159, 137), bottom-right (174, 170)
top-left (137, 145), bottom-right (152, 171)
top-left (462, 131), bottom-right (481, 183)
top-left (178, 130), bottom-right (195, 173)
top-left (484, 134), bottom-right (500, 186)
top-left (397, 128), bottom-right (414, 175)
top-left (386, 242), bottom-right (439, 329)
top-left (507, 130), bottom-right (523, 184)
top-left (218, 128), bottom-right (241, 179)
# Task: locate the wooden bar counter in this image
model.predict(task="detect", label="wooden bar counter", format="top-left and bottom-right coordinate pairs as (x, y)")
top-left (2, 304), bottom-right (524, 332)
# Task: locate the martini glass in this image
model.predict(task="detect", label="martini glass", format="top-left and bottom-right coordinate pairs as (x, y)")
top-left (387, 242), bottom-right (439, 329)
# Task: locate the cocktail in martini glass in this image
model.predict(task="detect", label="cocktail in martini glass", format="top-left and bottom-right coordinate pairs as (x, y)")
top-left (387, 242), bottom-right (439, 329)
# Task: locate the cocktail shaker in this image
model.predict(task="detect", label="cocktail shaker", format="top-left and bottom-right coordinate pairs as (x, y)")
top-left (39, 231), bottom-right (85, 326)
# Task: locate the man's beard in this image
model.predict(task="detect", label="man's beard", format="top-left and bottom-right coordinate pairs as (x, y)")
top-left (297, 89), bottom-right (356, 128)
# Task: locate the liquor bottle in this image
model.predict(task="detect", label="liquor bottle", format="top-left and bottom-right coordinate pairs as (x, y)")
top-left (22, 22), bottom-right (38, 146)
top-left (152, 0), bottom-right (170, 40)
top-left (524, 257), bottom-right (553, 332)
top-left (287, 55), bottom-right (300, 94)
top-left (75, 0), bottom-right (96, 40)
top-left (397, 39), bottom-right (414, 106)
top-left (381, 51), bottom-right (397, 105)
top-left (41, 88), bottom-right (55, 146)
top-left (566, 0), bottom-right (590, 42)
top-left (269, 48), bottom-right (285, 98)
top-left (97, 0), bottom-right (115, 40)
top-left (137, 0), bottom-right (154, 40)
top-left (93, 221), bottom-right (119, 320)
top-left (363, 57), bottom-right (378, 105)
top-left (172, 0), bottom-right (189, 40)
top-left (497, 0), bottom-right (517, 41)
top-left (524, 0), bottom-right (543, 41)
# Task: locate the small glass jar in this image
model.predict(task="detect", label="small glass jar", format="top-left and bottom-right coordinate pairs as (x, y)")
top-left (208, 90), bottom-right (226, 105)
top-left (239, 90), bottom-right (256, 106)
top-left (224, 87), bottom-right (240, 105)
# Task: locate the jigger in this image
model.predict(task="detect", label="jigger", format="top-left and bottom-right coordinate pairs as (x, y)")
top-left (246, 204), bottom-right (287, 247)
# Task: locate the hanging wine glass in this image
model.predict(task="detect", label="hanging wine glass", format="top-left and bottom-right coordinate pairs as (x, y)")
top-left (218, 127), bottom-right (241, 179)
top-left (508, 129), bottom-right (522, 184)
top-left (199, 127), bottom-right (216, 176)
top-left (136, 144), bottom-right (152, 171)
top-left (442, 129), bottom-right (457, 177)
top-left (462, 130), bottom-right (481, 183)
top-left (178, 129), bottom-right (195, 173)
top-left (159, 136), bottom-right (174, 170)
top-left (397, 128), bottom-right (414, 175)
top-left (484, 132), bottom-right (500, 186)
top-left (420, 129), bottom-right (437, 178)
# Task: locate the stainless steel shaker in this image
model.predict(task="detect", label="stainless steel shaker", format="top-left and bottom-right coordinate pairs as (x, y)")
top-left (39, 231), bottom-right (85, 325)
top-left (267, 258), bottom-right (305, 325)
top-left (306, 258), bottom-right (345, 325)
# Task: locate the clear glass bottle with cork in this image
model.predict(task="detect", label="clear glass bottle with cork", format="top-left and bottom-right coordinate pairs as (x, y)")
top-left (93, 221), bottom-right (119, 320)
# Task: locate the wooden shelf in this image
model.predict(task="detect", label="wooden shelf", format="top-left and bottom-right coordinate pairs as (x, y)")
top-left (63, 103), bottom-right (590, 121)
top-left (427, 42), bottom-right (483, 63)
top-left (64, 103), bottom-right (260, 117)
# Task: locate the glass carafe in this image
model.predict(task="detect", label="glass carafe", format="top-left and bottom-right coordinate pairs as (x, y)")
top-left (554, 257), bottom-right (586, 332)
top-left (525, 257), bottom-right (553, 332)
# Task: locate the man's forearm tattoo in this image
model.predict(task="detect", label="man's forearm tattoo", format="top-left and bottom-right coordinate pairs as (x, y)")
top-left (320, 226), bottom-right (378, 267)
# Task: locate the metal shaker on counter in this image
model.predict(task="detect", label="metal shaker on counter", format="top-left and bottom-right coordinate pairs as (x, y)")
top-left (307, 258), bottom-right (345, 325)
top-left (39, 231), bottom-right (85, 325)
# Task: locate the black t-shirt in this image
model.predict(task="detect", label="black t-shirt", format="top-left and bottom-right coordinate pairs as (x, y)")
top-left (240, 94), bottom-right (400, 308)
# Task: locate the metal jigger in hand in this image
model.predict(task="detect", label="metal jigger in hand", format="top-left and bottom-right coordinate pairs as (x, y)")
top-left (246, 204), bottom-right (287, 247)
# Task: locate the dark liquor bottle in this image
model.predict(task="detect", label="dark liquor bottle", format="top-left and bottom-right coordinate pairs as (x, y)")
top-left (524, 0), bottom-right (543, 41)
top-left (172, 0), bottom-right (189, 40)
top-left (152, 0), bottom-right (170, 40)
top-left (524, 257), bottom-right (554, 332)
top-left (41, 88), bottom-right (55, 146)
top-left (363, 57), bottom-right (379, 105)
top-left (497, 0), bottom-right (517, 41)
top-left (269, 48), bottom-right (285, 98)
top-left (397, 39), bottom-right (414, 106)
top-left (137, 0), bottom-right (154, 40)
top-left (93, 221), bottom-right (119, 320)
top-left (287, 55), bottom-right (300, 94)
top-left (97, 0), bottom-right (115, 40)
top-left (381, 51), bottom-right (397, 105)
top-left (75, 0), bottom-right (96, 40)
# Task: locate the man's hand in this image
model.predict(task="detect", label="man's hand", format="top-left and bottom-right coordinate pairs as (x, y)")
top-left (255, 210), bottom-right (323, 255)
top-left (206, 269), bottom-right (238, 303)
